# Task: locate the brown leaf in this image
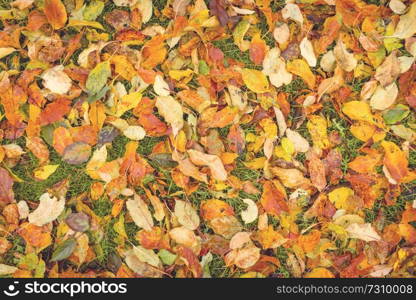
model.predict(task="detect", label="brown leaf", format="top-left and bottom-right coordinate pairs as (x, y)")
top-left (0, 168), bottom-right (14, 206)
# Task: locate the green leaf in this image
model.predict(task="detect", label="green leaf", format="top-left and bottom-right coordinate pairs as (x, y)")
top-left (34, 259), bottom-right (46, 278)
top-left (233, 20), bottom-right (250, 51)
top-left (383, 104), bottom-right (410, 124)
top-left (51, 238), bottom-right (77, 262)
top-left (158, 249), bottom-right (177, 265)
top-left (83, 1), bottom-right (105, 21)
top-left (198, 60), bottom-right (210, 75)
top-left (86, 61), bottom-right (111, 95)
top-left (18, 253), bottom-right (38, 271)
top-left (87, 86), bottom-right (110, 103)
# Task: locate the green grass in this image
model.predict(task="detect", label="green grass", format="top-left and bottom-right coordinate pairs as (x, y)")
top-left (213, 38), bottom-right (258, 70)
top-left (209, 254), bottom-right (240, 278)
top-left (11, 146), bottom-right (93, 202)
top-left (96, 219), bottom-right (118, 264)
top-left (2, 235), bottom-right (25, 266)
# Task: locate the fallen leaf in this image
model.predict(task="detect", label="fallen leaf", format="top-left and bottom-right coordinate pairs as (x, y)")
top-left (0, 167), bottom-right (15, 206)
top-left (28, 193), bottom-right (65, 226)
top-left (346, 223), bottom-right (381, 242)
top-left (44, 0), bottom-right (67, 29)
top-left (174, 200), bottom-right (200, 230)
top-left (126, 194), bottom-right (154, 231)
top-left (241, 68), bottom-right (269, 93)
top-left (333, 39), bottom-right (357, 72)
top-left (188, 149), bottom-right (227, 181)
top-left (241, 199), bottom-right (258, 224)
top-left (155, 96), bottom-right (183, 136)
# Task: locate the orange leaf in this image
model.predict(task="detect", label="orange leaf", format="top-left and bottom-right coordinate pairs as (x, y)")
top-left (200, 199), bottom-right (234, 221)
top-left (381, 141), bottom-right (409, 183)
top-left (260, 181), bottom-right (288, 217)
top-left (40, 97), bottom-right (72, 126)
top-left (44, 0), bottom-right (68, 29)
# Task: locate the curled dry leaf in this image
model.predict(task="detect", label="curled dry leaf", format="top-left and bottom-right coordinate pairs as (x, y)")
top-left (333, 39), bottom-right (357, 72)
top-left (137, 0), bottom-right (153, 23)
top-left (240, 199), bottom-right (258, 224)
top-left (393, 2), bottom-right (416, 39)
top-left (370, 82), bottom-right (398, 110)
top-left (124, 249), bottom-right (163, 277)
top-left (389, 0), bottom-right (406, 14)
top-left (188, 149), bottom-right (227, 181)
top-left (0, 264), bottom-right (18, 275)
top-left (273, 23), bottom-right (290, 45)
top-left (281, 3), bottom-right (303, 24)
top-left (28, 193), bottom-right (65, 226)
top-left (286, 129), bottom-right (310, 153)
top-left (374, 51), bottom-right (401, 87)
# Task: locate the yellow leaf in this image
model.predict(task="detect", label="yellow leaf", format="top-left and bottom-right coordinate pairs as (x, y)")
top-left (68, 19), bottom-right (104, 30)
top-left (328, 187), bottom-right (354, 210)
top-left (89, 101), bottom-right (105, 132)
top-left (33, 165), bottom-right (59, 181)
top-left (305, 267), bottom-right (335, 278)
top-left (110, 55), bottom-right (137, 81)
top-left (307, 115), bottom-right (330, 150)
top-left (169, 69), bottom-right (194, 81)
top-left (86, 145), bottom-right (107, 180)
top-left (342, 101), bottom-right (374, 123)
top-left (349, 121), bottom-right (376, 142)
top-left (286, 59), bottom-right (316, 89)
top-left (241, 68), bottom-right (269, 93)
top-left (259, 118), bottom-right (277, 139)
top-left (244, 157), bottom-right (266, 169)
top-left (116, 92), bottom-right (142, 117)
top-left (44, 0), bottom-right (67, 29)
top-left (0, 47), bottom-right (16, 59)
top-left (381, 140), bottom-right (410, 183)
